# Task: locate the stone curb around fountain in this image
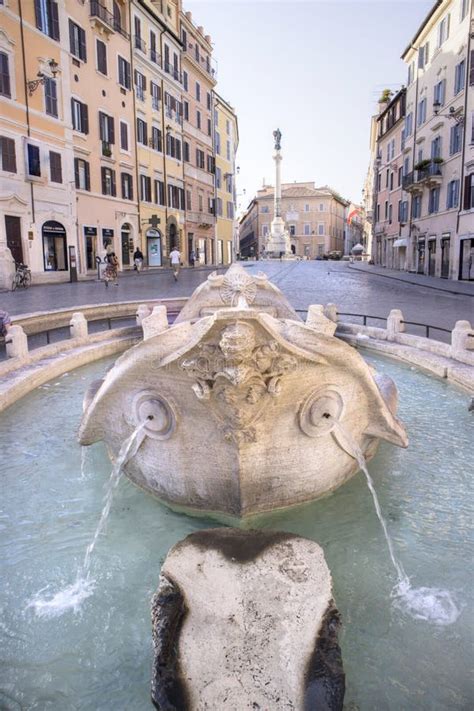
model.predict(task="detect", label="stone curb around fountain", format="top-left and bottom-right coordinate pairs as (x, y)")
top-left (151, 528), bottom-right (345, 711)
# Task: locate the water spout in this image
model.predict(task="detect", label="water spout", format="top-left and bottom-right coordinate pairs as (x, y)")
top-left (28, 421), bottom-right (148, 618)
top-left (331, 419), bottom-right (460, 626)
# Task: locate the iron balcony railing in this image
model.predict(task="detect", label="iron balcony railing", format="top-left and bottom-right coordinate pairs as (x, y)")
top-left (134, 35), bottom-right (146, 53)
top-left (150, 49), bottom-right (161, 65)
top-left (417, 161), bottom-right (442, 181)
top-left (90, 1), bottom-right (129, 39)
top-left (164, 62), bottom-right (181, 82)
top-left (402, 172), bottom-right (414, 189)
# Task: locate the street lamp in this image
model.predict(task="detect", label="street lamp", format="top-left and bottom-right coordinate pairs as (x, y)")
top-left (27, 59), bottom-right (59, 96)
top-left (432, 102), bottom-right (464, 125)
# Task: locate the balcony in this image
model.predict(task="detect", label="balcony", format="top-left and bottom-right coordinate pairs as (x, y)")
top-left (417, 160), bottom-right (442, 187)
top-left (402, 172), bottom-right (417, 191)
top-left (134, 35), bottom-right (146, 53)
top-left (164, 62), bottom-right (181, 83)
top-left (90, 1), bottom-right (129, 39)
top-left (150, 49), bottom-right (161, 66)
top-left (101, 141), bottom-right (112, 157)
top-left (186, 210), bottom-right (214, 228)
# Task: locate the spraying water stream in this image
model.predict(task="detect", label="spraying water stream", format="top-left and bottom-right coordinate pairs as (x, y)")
top-left (28, 420), bottom-right (149, 618)
top-left (331, 419), bottom-right (461, 626)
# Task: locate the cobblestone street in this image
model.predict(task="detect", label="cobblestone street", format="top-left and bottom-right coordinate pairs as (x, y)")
top-left (2, 261), bottom-right (473, 332)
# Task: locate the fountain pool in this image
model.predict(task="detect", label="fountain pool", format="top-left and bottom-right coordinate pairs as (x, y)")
top-left (0, 353), bottom-right (472, 709)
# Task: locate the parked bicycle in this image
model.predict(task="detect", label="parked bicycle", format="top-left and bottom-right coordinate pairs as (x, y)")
top-left (12, 263), bottom-right (31, 291)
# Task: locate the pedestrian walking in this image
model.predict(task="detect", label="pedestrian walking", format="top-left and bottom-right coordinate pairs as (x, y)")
top-left (189, 249), bottom-right (195, 267)
top-left (133, 247), bottom-right (144, 273)
top-left (0, 309), bottom-right (12, 338)
top-left (104, 251), bottom-right (119, 287)
top-left (169, 247), bottom-right (181, 281)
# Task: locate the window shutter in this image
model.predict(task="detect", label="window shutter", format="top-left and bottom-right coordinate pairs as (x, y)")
top-left (425, 42), bottom-right (429, 65)
top-left (82, 103), bottom-right (89, 134)
top-left (80, 27), bottom-right (86, 62)
top-left (470, 50), bottom-right (474, 86)
top-left (74, 158), bottom-right (79, 188)
top-left (0, 53), bottom-right (11, 97)
top-left (142, 74), bottom-right (147, 91)
top-left (464, 175), bottom-right (471, 209)
top-left (108, 116), bottom-right (115, 144)
top-left (84, 161), bottom-right (90, 191)
top-left (134, 69), bottom-right (138, 86)
top-left (50, 0), bottom-right (60, 41)
top-left (111, 170), bottom-right (116, 197)
top-left (101, 167), bottom-right (106, 194)
top-left (99, 112), bottom-right (105, 140)
top-left (125, 61), bottom-right (131, 89)
top-left (34, 0), bottom-right (42, 29)
top-left (69, 20), bottom-right (75, 55)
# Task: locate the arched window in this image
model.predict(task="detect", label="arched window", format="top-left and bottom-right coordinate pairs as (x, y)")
top-left (113, 2), bottom-right (122, 31)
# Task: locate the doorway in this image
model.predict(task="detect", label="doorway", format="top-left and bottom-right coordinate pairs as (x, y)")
top-left (169, 223), bottom-right (178, 251)
top-left (121, 224), bottom-right (131, 267)
top-left (459, 238), bottom-right (474, 281)
top-left (5, 215), bottom-right (23, 265)
top-left (417, 240), bottom-right (425, 274)
top-left (188, 233), bottom-right (194, 263)
top-left (42, 221), bottom-right (68, 271)
top-left (440, 237), bottom-right (450, 278)
top-left (147, 229), bottom-right (162, 266)
top-left (428, 239), bottom-right (436, 276)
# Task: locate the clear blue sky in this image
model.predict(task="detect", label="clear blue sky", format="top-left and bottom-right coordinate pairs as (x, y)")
top-left (187, 0), bottom-right (433, 209)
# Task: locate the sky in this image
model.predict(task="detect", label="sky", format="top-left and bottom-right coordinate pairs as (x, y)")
top-left (186, 0), bottom-right (434, 211)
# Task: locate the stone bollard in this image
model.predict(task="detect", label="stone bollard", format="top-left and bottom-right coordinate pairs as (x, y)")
top-left (386, 309), bottom-right (405, 342)
top-left (69, 312), bottom-right (88, 340)
top-left (136, 303), bottom-right (152, 327)
top-left (306, 304), bottom-right (337, 336)
top-left (450, 320), bottom-right (474, 360)
top-left (142, 305), bottom-right (168, 341)
top-left (324, 303), bottom-right (338, 323)
top-left (6, 325), bottom-right (28, 359)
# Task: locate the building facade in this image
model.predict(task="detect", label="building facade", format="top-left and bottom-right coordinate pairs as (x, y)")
top-left (214, 91), bottom-right (238, 265)
top-left (239, 183), bottom-right (348, 259)
top-left (368, 0), bottom-right (473, 280)
top-left (0, 0), bottom-right (237, 286)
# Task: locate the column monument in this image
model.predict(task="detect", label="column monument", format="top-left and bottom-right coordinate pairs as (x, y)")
top-left (265, 129), bottom-right (291, 258)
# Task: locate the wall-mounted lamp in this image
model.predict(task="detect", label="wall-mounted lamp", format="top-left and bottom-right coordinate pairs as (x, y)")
top-left (433, 102), bottom-right (464, 125)
top-left (27, 59), bottom-right (59, 96)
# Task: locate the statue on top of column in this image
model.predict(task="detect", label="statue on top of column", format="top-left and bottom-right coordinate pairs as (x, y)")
top-left (273, 128), bottom-right (282, 151)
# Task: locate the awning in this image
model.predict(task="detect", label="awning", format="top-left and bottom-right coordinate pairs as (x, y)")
top-left (393, 239), bottom-right (408, 248)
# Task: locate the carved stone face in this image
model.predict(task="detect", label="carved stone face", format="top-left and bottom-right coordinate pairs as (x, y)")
top-left (219, 322), bottom-right (255, 362)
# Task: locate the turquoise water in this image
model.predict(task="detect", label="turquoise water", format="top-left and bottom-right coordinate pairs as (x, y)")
top-left (0, 354), bottom-right (473, 709)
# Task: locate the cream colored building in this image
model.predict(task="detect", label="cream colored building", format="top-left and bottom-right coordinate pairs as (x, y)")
top-left (239, 183), bottom-right (348, 259)
top-left (213, 91), bottom-right (238, 265)
top-left (0, 0), bottom-right (77, 285)
top-left (400, 0), bottom-right (473, 280)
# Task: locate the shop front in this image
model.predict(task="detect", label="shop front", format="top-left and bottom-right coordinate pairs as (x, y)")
top-left (427, 238), bottom-right (436, 276)
top-left (393, 238), bottom-right (407, 270)
top-left (440, 235), bottom-right (450, 279)
top-left (84, 226), bottom-right (98, 271)
top-left (417, 238), bottom-right (425, 274)
top-left (147, 228), bottom-right (162, 267)
top-left (459, 237), bottom-right (474, 281)
top-left (121, 223), bottom-right (132, 268)
top-left (42, 221), bottom-right (68, 272)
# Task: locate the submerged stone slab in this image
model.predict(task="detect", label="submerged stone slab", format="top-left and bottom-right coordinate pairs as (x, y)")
top-left (151, 528), bottom-right (345, 710)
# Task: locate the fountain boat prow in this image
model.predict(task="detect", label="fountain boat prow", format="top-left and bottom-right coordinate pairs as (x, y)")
top-left (79, 264), bottom-right (407, 519)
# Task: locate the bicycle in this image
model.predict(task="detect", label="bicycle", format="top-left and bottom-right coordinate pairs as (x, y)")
top-left (12, 263), bottom-right (31, 291)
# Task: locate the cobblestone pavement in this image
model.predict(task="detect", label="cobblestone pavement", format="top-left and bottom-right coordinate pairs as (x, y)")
top-left (2, 261), bottom-right (473, 332)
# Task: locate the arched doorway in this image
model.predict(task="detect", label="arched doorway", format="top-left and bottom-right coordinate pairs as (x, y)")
top-left (42, 220), bottom-right (68, 271)
top-left (121, 223), bottom-right (132, 267)
top-left (169, 223), bottom-right (177, 251)
top-left (147, 228), bottom-right (162, 266)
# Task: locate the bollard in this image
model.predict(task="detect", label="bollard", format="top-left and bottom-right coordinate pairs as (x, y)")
top-left (324, 303), bottom-right (338, 324)
top-left (386, 309), bottom-right (405, 342)
top-left (69, 312), bottom-right (88, 340)
top-left (306, 304), bottom-right (337, 336)
top-left (136, 303), bottom-right (152, 327)
top-left (6, 325), bottom-right (28, 359)
top-left (450, 320), bottom-right (474, 359)
top-left (142, 305), bottom-right (169, 340)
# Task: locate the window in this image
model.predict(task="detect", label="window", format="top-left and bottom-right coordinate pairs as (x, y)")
top-left (428, 187), bottom-right (440, 214)
top-left (96, 39), bottom-right (107, 75)
top-left (99, 112), bottom-right (115, 149)
top-left (390, 172), bottom-right (394, 190)
top-left (304, 223), bottom-right (311, 235)
top-left (388, 204), bottom-right (393, 224)
top-left (183, 70), bottom-right (188, 91)
top-left (183, 101), bottom-right (189, 121)
top-left (74, 158), bottom-right (90, 190)
top-left (207, 118), bottom-right (211, 137)
top-left (215, 197), bottom-right (222, 216)
top-left (151, 82), bottom-right (160, 110)
top-left (437, 14), bottom-right (450, 48)
top-left (260, 205), bottom-right (269, 213)
top-left (207, 154), bottom-right (215, 173)
top-left (150, 31), bottom-right (158, 63)
top-left (166, 134), bottom-right (181, 159)
top-left (134, 15), bottom-right (142, 49)
top-left (412, 194), bottom-right (422, 218)
top-left (434, 79), bottom-right (446, 107)
top-left (207, 92), bottom-right (211, 110)
top-left (417, 98), bottom-right (427, 126)
top-left (431, 136), bottom-right (442, 159)
top-left (460, 0), bottom-right (469, 21)
top-left (398, 166), bottom-right (402, 186)
top-left (215, 166), bottom-right (221, 189)
top-left (135, 70), bottom-right (146, 101)
top-left (319, 203), bottom-right (324, 211)
top-left (181, 28), bottom-right (187, 51)
top-left (140, 174), bottom-right (151, 202)
top-left (318, 223), bottom-right (324, 235)
top-left (450, 123), bottom-right (462, 154)
top-left (121, 173), bottom-right (133, 200)
top-left (71, 98), bottom-right (88, 133)
top-left (49, 151), bottom-right (62, 183)
top-left (118, 56), bottom-right (131, 89)
top-left (0, 136), bottom-right (16, 172)
top-left (35, 0), bottom-right (60, 40)
top-left (385, 168), bottom-right (389, 188)
top-left (463, 173), bottom-right (474, 209)
top-left (196, 149), bottom-right (205, 169)
top-left (154, 180), bottom-right (165, 206)
top-left (404, 112), bottom-right (413, 137)
top-left (186, 190), bottom-right (192, 210)
top-left (137, 118), bottom-right (147, 145)
top-left (289, 225), bottom-right (296, 236)
top-left (454, 60), bottom-right (465, 95)
top-left (196, 110), bottom-right (201, 130)
top-left (69, 21), bottom-right (86, 62)
top-left (399, 200), bottom-right (408, 223)
top-left (407, 61), bottom-right (415, 85)
top-left (384, 200), bottom-right (388, 219)
top-left (195, 43), bottom-right (199, 63)
top-left (151, 126), bottom-right (162, 152)
top-left (418, 42), bottom-right (429, 69)
top-left (27, 144), bottom-right (41, 177)
top-left (446, 179), bottom-right (459, 209)
top-left (226, 140), bottom-right (231, 160)
top-left (304, 204), bottom-right (310, 212)
top-left (101, 167), bottom-right (116, 196)
top-left (215, 131), bottom-right (221, 154)
top-left (184, 141), bottom-right (190, 162)
top-left (44, 78), bottom-right (58, 117)
top-left (120, 121), bottom-right (128, 151)
top-left (0, 52), bottom-right (10, 98)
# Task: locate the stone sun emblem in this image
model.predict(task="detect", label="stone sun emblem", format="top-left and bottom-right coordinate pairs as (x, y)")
top-left (220, 271), bottom-right (258, 308)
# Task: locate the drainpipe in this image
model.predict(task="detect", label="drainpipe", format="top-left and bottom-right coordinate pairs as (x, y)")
top-left (407, 50), bottom-right (420, 273)
top-left (129, 1), bottom-right (142, 263)
top-left (456, 21), bottom-right (472, 279)
top-left (18, 0), bottom-right (35, 226)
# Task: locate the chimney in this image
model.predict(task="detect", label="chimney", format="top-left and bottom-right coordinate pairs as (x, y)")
top-left (185, 11), bottom-right (192, 20)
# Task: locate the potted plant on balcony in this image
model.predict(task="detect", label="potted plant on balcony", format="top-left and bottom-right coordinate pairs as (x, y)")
top-left (102, 142), bottom-right (112, 158)
top-left (432, 157), bottom-right (444, 164)
top-left (414, 158), bottom-right (431, 171)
